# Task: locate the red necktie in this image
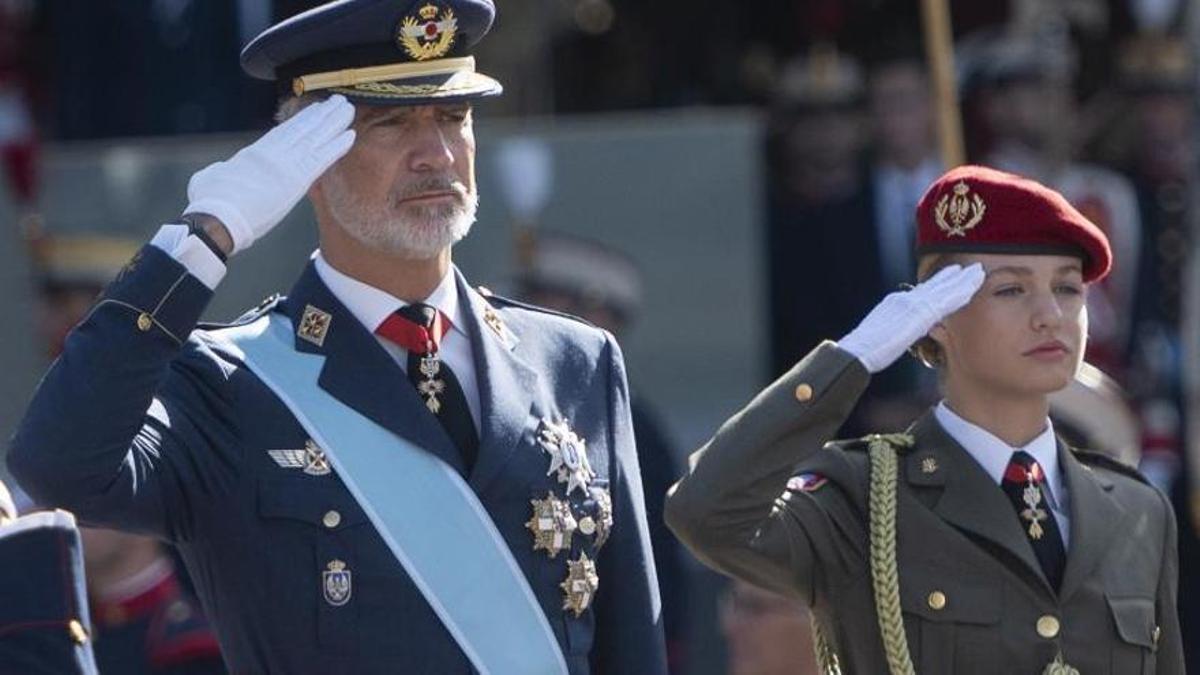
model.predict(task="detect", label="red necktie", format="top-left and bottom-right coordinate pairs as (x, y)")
top-left (1001, 451), bottom-right (1066, 589)
top-left (376, 303), bottom-right (479, 473)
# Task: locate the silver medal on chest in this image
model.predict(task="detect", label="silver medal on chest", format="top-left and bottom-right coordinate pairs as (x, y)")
top-left (538, 419), bottom-right (595, 497)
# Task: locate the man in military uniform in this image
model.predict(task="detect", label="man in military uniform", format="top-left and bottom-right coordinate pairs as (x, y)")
top-left (7, 1), bottom-right (665, 674)
top-left (0, 479), bottom-right (99, 674)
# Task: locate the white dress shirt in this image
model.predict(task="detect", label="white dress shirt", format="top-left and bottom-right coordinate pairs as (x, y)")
top-left (314, 253), bottom-right (482, 431)
top-left (934, 401), bottom-right (1071, 546)
top-left (150, 224), bottom-right (482, 430)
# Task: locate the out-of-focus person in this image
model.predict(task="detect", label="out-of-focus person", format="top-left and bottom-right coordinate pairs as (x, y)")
top-left (765, 45), bottom-right (872, 389)
top-left (1117, 34), bottom-right (1194, 492)
top-left (1116, 32), bottom-right (1200, 671)
top-left (0, 0), bottom-right (38, 207)
top-left (720, 580), bottom-right (817, 675)
top-left (514, 230), bottom-right (688, 672)
top-left (28, 232), bottom-right (226, 675)
top-left (967, 31), bottom-right (1143, 380)
top-left (0, 479), bottom-right (99, 674)
top-left (82, 528), bottom-right (224, 675)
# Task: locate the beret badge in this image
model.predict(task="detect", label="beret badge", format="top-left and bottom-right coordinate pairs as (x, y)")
top-left (934, 180), bottom-right (987, 237)
top-left (397, 3), bottom-right (458, 61)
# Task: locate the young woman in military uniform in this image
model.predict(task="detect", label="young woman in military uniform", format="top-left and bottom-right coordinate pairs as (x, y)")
top-left (666, 165), bottom-right (1182, 674)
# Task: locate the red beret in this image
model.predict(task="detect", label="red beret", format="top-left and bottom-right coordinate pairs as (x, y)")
top-left (915, 165), bottom-right (1112, 282)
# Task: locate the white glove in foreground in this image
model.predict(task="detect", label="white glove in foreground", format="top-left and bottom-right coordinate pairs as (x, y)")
top-left (838, 263), bottom-right (985, 373)
top-left (184, 94), bottom-right (356, 255)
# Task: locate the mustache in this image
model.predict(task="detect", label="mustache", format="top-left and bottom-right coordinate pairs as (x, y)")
top-left (395, 176), bottom-right (470, 202)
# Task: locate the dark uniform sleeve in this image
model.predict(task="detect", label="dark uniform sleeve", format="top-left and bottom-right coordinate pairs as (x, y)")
top-left (7, 245), bottom-right (237, 541)
top-left (664, 341), bottom-right (870, 603)
top-left (589, 333), bottom-right (668, 675)
top-left (0, 511), bottom-right (98, 674)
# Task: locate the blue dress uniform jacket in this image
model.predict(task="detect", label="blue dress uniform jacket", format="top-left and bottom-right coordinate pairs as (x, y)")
top-left (9, 244), bottom-right (667, 675)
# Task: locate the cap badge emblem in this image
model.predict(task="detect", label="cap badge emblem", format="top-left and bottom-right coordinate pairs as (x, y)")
top-left (934, 180), bottom-right (987, 237)
top-left (398, 4), bottom-right (458, 61)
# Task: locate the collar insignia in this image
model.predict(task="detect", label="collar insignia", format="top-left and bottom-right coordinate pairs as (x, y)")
top-left (297, 305), bottom-right (332, 346)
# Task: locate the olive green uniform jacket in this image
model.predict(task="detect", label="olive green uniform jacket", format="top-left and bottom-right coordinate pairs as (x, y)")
top-left (665, 343), bottom-right (1183, 674)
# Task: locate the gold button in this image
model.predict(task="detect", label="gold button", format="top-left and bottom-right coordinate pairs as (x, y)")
top-left (322, 510), bottom-right (341, 528)
top-left (1036, 615), bottom-right (1060, 639)
top-left (68, 619), bottom-right (89, 645)
top-left (927, 591), bottom-right (947, 610)
top-left (579, 517), bottom-right (596, 536)
top-left (794, 383), bottom-right (814, 402)
top-left (136, 313), bottom-right (153, 332)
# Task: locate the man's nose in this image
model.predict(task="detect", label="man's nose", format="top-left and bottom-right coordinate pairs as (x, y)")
top-left (407, 117), bottom-right (454, 172)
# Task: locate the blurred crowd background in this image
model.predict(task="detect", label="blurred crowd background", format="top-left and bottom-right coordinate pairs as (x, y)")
top-left (3, 0), bottom-right (1200, 673)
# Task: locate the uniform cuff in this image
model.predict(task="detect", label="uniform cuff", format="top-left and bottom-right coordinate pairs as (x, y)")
top-left (149, 224), bottom-right (227, 290)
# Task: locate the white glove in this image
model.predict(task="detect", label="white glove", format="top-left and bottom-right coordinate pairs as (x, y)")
top-left (184, 94), bottom-right (356, 255)
top-left (838, 263), bottom-right (986, 373)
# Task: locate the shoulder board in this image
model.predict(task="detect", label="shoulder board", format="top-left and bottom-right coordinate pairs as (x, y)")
top-left (475, 287), bottom-right (597, 328)
top-left (1070, 448), bottom-right (1150, 485)
top-left (198, 293), bottom-right (283, 330)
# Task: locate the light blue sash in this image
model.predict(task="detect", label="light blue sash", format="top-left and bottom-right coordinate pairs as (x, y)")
top-left (224, 315), bottom-right (567, 675)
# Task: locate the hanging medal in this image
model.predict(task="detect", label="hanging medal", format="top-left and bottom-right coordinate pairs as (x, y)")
top-left (1018, 470), bottom-right (1049, 540)
top-left (417, 342), bottom-right (446, 414)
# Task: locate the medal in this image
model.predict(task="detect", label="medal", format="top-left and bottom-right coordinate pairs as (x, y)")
top-left (590, 486), bottom-right (613, 550)
top-left (560, 551), bottom-right (599, 617)
top-left (526, 492), bottom-right (578, 558)
top-left (1020, 480), bottom-right (1048, 540)
top-left (538, 419), bottom-right (595, 496)
top-left (416, 353), bottom-right (447, 414)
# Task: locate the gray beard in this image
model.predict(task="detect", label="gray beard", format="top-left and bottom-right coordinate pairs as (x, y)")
top-left (324, 170), bottom-right (478, 259)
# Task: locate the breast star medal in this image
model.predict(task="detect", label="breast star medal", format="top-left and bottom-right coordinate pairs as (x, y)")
top-left (589, 486), bottom-right (613, 550)
top-left (538, 419), bottom-right (595, 497)
top-left (1020, 480), bottom-right (1049, 540)
top-left (417, 355), bottom-right (446, 414)
top-left (560, 551), bottom-right (599, 617)
top-left (526, 492), bottom-right (578, 558)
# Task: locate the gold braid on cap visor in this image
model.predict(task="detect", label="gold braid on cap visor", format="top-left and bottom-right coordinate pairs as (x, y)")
top-left (292, 56), bottom-right (477, 96)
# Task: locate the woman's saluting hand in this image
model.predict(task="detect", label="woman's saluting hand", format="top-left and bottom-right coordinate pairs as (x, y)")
top-left (837, 263), bottom-right (985, 373)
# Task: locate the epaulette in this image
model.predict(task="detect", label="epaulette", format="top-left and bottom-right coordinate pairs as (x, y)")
top-left (199, 293), bottom-right (283, 330)
top-left (475, 286), bottom-right (597, 328)
top-left (1070, 448), bottom-right (1150, 485)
